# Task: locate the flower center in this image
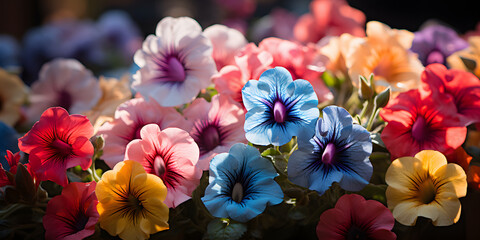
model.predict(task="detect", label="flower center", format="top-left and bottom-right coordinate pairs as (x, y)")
top-left (127, 194), bottom-right (144, 212)
top-left (166, 56), bottom-right (186, 82)
top-left (322, 143), bottom-right (336, 165)
top-left (273, 101), bottom-right (287, 123)
top-left (411, 116), bottom-right (428, 142)
top-left (417, 177), bottom-right (436, 204)
top-left (346, 225), bottom-right (367, 240)
top-left (231, 182), bottom-right (244, 203)
top-left (153, 155), bottom-right (166, 177)
top-left (426, 50), bottom-right (445, 65)
top-left (51, 139), bottom-right (72, 156)
top-left (58, 90), bottom-right (73, 110)
top-left (200, 125), bottom-right (221, 154)
top-left (73, 212), bottom-right (89, 231)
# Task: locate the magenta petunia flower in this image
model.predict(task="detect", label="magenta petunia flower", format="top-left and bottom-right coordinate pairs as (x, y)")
top-left (183, 94), bottom-right (247, 170)
top-left (125, 124), bottom-right (202, 208)
top-left (27, 58), bottom-right (101, 123)
top-left (43, 181), bottom-right (99, 240)
top-left (132, 17), bottom-right (217, 107)
top-left (316, 194), bottom-right (396, 239)
top-left (420, 63), bottom-right (480, 126)
top-left (97, 97), bottom-right (190, 168)
top-left (203, 24), bottom-right (248, 71)
top-left (18, 107), bottom-right (94, 186)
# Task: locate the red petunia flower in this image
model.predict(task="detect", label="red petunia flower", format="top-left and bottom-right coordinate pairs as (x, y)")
top-left (420, 63), bottom-right (480, 126)
top-left (43, 181), bottom-right (98, 240)
top-left (0, 150), bottom-right (21, 187)
top-left (316, 194), bottom-right (395, 240)
top-left (18, 107), bottom-right (94, 186)
top-left (380, 89), bottom-right (467, 160)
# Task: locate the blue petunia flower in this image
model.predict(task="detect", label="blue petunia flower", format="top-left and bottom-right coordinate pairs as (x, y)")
top-left (287, 106), bottom-right (373, 195)
top-left (202, 143), bottom-right (284, 222)
top-left (0, 121), bottom-right (20, 171)
top-left (242, 66), bottom-right (319, 146)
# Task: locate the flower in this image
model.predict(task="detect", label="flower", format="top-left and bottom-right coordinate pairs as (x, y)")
top-left (345, 21), bottom-right (424, 94)
top-left (83, 75), bottom-right (132, 132)
top-left (411, 24), bottom-right (468, 66)
top-left (258, 37), bottom-right (333, 103)
top-left (132, 17), bottom-right (217, 107)
top-left (96, 160), bottom-right (169, 240)
top-left (467, 165), bottom-right (480, 190)
top-left (0, 35), bottom-right (20, 69)
top-left (242, 67), bottom-right (319, 146)
top-left (447, 36), bottom-right (480, 78)
top-left (125, 124), bottom-right (202, 208)
top-left (183, 94), bottom-right (246, 170)
top-left (43, 182), bottom-right (99, 240)
top-left (201, 143), bottom-right (283, 222)
top-left (0, 68), bottom-right (27, 126)
top-left (27, 59), bottom-right (101, 123)
top-left (288, 106), bottom-right (372, 195)
top-left (420, 63), bottom-right (480, 126)
top-left (18, 107), bottom-right (94, 186)
top-left (316, 194), bottom-right (396, 240)
top-left (0, 150), bottom-right (21, 187)
top-left (250, 8), bottom-right (298, 42)
top-left (380, 89), bottom-right (467, 160)
top-left (97, 97), bottom-right (189, 168)
top-left (213, 43), bottom-right (273, 107)
top-left (203, 24), bottom-right (248, 71)
top-left (385, 150), bottom-right (467, 226)
top-left (294, 0), bottom-right (366, 44)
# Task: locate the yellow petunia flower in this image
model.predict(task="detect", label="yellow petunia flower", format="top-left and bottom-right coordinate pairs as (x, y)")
top-left (385, 150), bottom-right (467, 226)
top-left (344, 21), bottom-right (424, 94)
top-left (0, 69), bottom-right (27, 126)
top-left (96, 160), bottom-right (169, 240)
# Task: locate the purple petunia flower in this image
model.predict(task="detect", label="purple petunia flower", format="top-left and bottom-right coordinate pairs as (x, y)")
top-left (411, 24), bottom-right (468, 66)
top-left (288, 106), bottom-right (372, 195)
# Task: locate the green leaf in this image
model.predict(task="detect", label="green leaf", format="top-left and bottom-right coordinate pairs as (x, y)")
top-left (207, 218), bottom-right (247, 240)
top-left (261, 148), bottom-right (281, 157)
top-left (354, 184), bottom-right (387, 205)
top-left (321, 71), bottom-right (337, 87)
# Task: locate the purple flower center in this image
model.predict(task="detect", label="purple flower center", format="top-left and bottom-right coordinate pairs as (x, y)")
top-left (58, 90), bottom-right (73, 110)
top-left (426, 49), bottom-right (445, 65)
top-left (273, 101), bottom-right (287, 123)
top-left (51, 139), bottom-right (72, 156)
top-left (154, 155), bottom-right (166, 176)
top-left (200, 125), bottom-right (221, 153)
top-left (166, 56), bottom-right (186, 82)
top-left (231, 182), bottom-right (244, 203)
top-left (411, 116), bottom-right (428, 142)
top-left (322, 143), bottom-right (336, 165)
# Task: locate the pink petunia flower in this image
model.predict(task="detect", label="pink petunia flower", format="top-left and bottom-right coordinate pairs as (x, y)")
top-left (132, 17), bottom-right (217, 107)
top-left (258, 37), bottom-right (333, 102)
top-left (204, 24), bottom-right (248, 71)
top-left (97, 97), bottom-right (189, 168)
top-left (27, 59), bottom-right (101, 123)
top-left (125, 124), bottom-right (202, 208)
top-left (380, 89), bottom-right (467, 160)
top-left (43, 181), bottom-right (99, 240)
top-left (316, 194), bottom-right (395, 239)
top-left (294, 0), bottom-right (366, 44)
top-left (183, 94), bottom-right (247, 170)
top-left (18, 107), bottom-right (94, 186)
top-left (212, 43), bottom-right (273, 108)
top-left (420, 63), bottom-right (480, 126)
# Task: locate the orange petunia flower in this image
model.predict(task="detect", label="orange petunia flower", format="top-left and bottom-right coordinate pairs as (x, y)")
top-left (96, 160), bottom-right (169, 240)
top-left (344, 21), bottom-right (424, 94)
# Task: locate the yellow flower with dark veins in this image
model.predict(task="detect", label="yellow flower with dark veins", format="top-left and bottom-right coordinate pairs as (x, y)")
top-left (96, 160), bottom-right (169, 240)
top-left (385, 150), bottom-right (467, 226)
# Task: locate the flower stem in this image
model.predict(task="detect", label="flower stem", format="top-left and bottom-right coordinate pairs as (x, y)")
top-left (366, 108), bottom-right (380, 131)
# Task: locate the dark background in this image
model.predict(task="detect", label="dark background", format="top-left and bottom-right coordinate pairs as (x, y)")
top-left (1, 0), bottom-right (480, 41)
